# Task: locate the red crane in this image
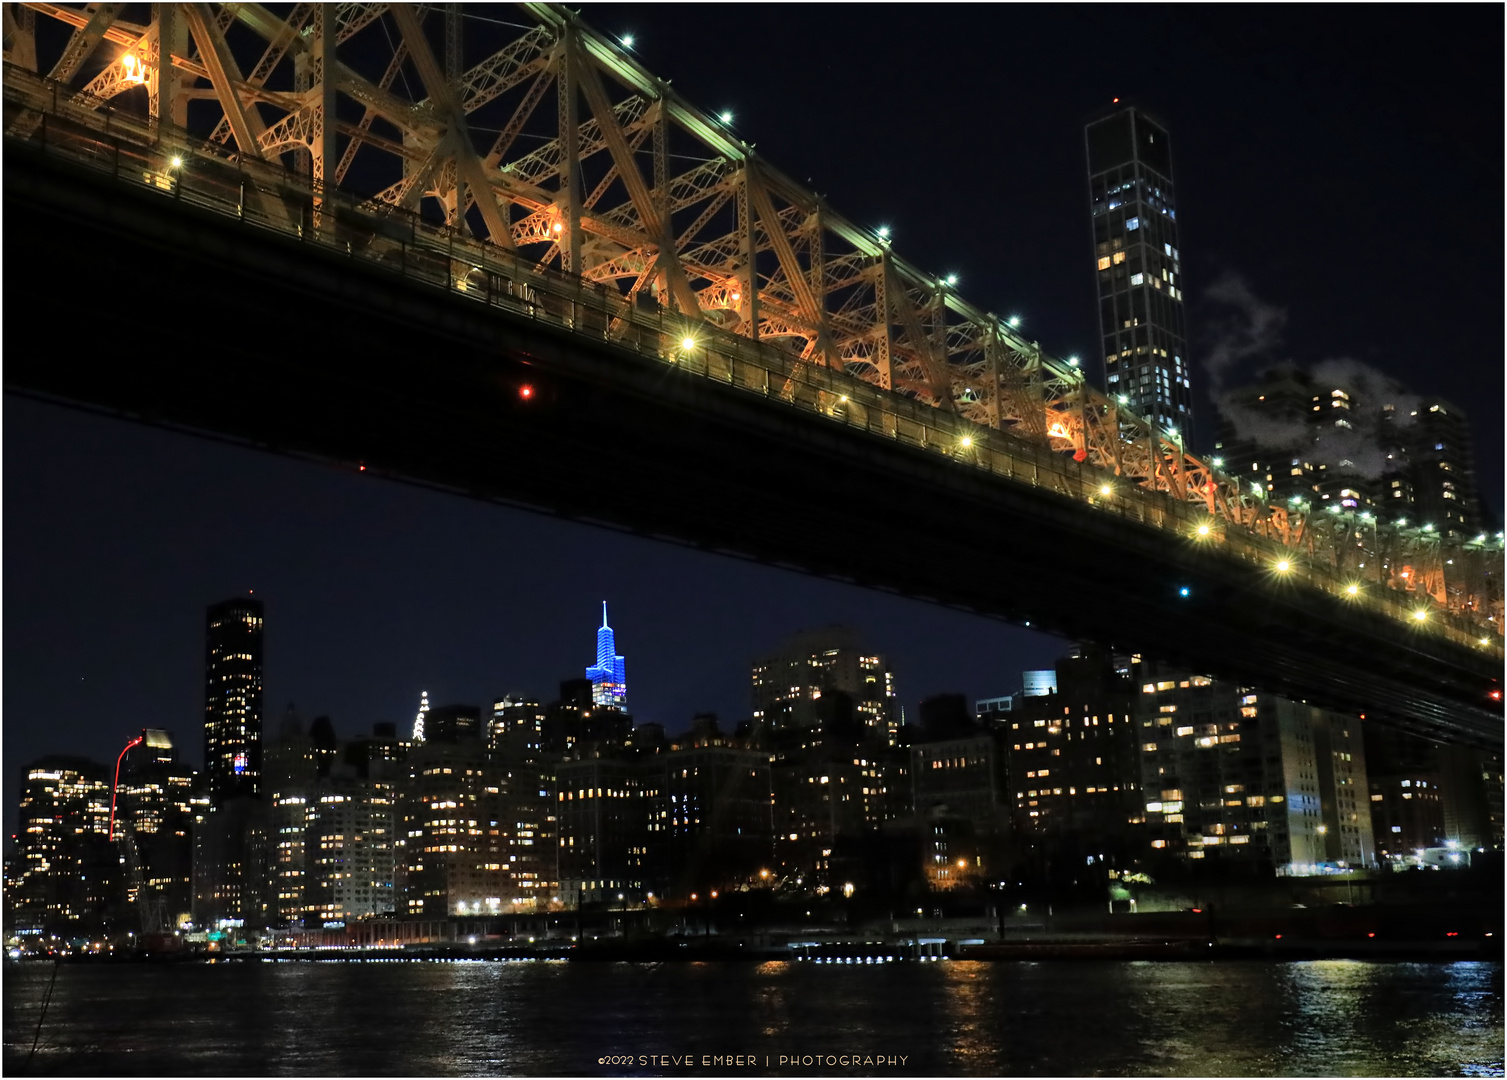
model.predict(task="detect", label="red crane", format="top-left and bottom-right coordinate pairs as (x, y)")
top-left (109, 732), bottom-right (145, 841)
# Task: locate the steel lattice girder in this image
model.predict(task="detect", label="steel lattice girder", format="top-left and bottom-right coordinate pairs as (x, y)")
top-left (8, 0), bottom-right (1502, 641)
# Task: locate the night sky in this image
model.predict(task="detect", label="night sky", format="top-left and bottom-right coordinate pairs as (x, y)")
top-left (5, 5), bottom-right (1502, 819)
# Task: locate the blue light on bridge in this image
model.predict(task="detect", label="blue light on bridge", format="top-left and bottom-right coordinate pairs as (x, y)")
top-left (1178, 586), bottom-right (1191, 598)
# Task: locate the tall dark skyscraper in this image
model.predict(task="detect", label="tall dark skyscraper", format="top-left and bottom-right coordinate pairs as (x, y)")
top-left (204, 595), bottom-right (264, 806)
top-left (1409, 398), bottom-right (1484, 537)
top-left (1086, 105), bottom-right (1191, 440)
top-left (585, 602), bottom-right (627, 709)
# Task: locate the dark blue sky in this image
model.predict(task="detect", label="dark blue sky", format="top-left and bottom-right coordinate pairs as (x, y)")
top-left (5, 5), bottom-right (1501, 800)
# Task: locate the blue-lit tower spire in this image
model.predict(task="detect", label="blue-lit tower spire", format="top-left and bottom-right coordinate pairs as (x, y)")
top-left (585, 602), bottom-right (627, 708)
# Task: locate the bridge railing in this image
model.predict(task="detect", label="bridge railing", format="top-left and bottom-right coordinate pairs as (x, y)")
top-left (4, 66), bottom-right (1500, 659)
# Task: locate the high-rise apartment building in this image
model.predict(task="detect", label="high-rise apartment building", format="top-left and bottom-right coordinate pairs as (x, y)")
top-left (1410, 399), bottom-right (1483, 536)
top-left (1005, 649), bottom-right (1144, 848)
top-left (750, 626), bottom-right (900, 745)
top-left (491, 696), bottom-right (558, 909)
top-left (912, 733), bottom-right (1008, 836)
top-left (204, 596), bottom-right (264, 805)
top-left (643, 724), bottom-right (773, 900)
top-left (305, 760), bottom-right (399, 924)
top-left (263, 709), bottom-right (317, 926)
top-left (1137, 669), bottom-right (1374, 874)
top-left (1086, 105), bottom-right (1191, 439)
top-left (1214, 363), bottom-right (1333, 506)
top-left (585, 603), bottom-right (627, 709)
top-left (10, 757), bottom-right (114, 934)
top-left (397, 716), bottom-right (507, 919)
top-left (1214, 367), bottom-right (1488, 536)
top-left (556, 752), bottom-right (647, 907)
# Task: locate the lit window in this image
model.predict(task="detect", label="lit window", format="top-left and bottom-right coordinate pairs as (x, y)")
top-left (1130, 273), bottom-right (1145, 286)
top-left (1126, 217), bottom-right (1140, 230)
top-left (1097, 256), bottom-right (1112, 271)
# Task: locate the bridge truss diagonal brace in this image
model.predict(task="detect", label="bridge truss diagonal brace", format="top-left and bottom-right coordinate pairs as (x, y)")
top-left (571, 53), bottom-right (699, 318)
top-left (389, 1), bottom-right (512, 249)
top-left (45, 1), bottom-right (122, 84)
top-left (884, 265), bottom-right (955, 411)
top-left (181, 3), bottom-right (268, 160)
top-left (5, 4), bottom-right (39, 71)
top-left (747, 164), bottom-right (834, 367)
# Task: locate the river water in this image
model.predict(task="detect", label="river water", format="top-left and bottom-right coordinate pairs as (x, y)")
top-left (3, 958), bottom-right (1502, 1076)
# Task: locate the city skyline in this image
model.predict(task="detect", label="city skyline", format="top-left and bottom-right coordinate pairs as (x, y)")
top-left (5, 5), bottom-right (1501, 828)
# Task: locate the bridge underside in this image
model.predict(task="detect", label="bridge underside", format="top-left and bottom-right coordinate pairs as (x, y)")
top-left (6, 145), bottom-right (1501, 748)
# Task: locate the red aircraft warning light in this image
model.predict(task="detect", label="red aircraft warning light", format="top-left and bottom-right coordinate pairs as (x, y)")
top-left (519, 384), bottom-right (534, 400)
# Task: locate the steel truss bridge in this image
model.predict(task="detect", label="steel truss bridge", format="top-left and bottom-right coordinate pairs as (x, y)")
top-left (3, 3), bottom-right (1502, 746)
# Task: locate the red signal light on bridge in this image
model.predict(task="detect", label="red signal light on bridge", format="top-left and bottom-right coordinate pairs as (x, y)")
top-left (1490, 689), bottom-right (1502, 702)
top-left (519, 385), bottom-right (534, 400)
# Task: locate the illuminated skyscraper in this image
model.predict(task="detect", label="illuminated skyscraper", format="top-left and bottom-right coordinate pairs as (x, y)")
top-left (1085, 105), bottom-right (1191, 440)
top-left (11, 756), bottom-right (113, 934)
top-left (412, 690), bottom-right (430, 743)
top-left (204, 595), bottom-right (264, 806)
top-left (585, 602), bottom-right (627, 709)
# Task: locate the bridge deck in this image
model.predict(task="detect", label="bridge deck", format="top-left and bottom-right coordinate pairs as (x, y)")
top-left (3, 81), bottom-right (1501, 747)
